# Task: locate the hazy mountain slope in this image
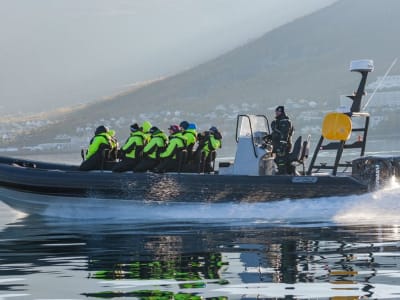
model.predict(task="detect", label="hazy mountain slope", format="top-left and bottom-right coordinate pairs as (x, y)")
top-left (11, 0), bottom-right (400, 148)
top-left (79, 0), bottom-right (400, 112)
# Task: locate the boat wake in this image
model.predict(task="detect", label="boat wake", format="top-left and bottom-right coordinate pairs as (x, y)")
top-left (333, 177), bottom-right (400, 225)
top-left (2, 188), bottom-right (398, 228)
top-left (1, 178), bottom-right (399, 226)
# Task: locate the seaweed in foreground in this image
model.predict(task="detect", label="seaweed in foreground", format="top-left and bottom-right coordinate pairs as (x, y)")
top-left (82, 289), bottom-right (228, 300)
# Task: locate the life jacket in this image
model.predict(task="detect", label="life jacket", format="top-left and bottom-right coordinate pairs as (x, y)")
top-left (122, 131), bottom-right (147, 159)
top-left (107, 130), bottom-right (119, 149)
top-left (172, 133), bottom-right (187, 148)
top-left (160, 132), bottom-right (186, 159)
top-left (86, 133), bottom-right (112, 160)
top-left (202, 133), bottom-right (221, 156)
top-left (183, 129), bottom-right (197, 145)
top-left (144, 131), bottom-right (168, 159)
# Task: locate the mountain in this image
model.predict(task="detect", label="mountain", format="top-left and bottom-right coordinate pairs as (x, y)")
top-left (5, 0), bottom-right (400, 154)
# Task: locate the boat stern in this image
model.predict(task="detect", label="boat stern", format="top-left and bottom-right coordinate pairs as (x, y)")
top-left (352, 156), bottom-right (400, 191)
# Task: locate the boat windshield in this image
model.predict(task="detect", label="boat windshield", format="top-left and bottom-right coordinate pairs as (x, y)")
top-left (236, 114), bottom-right (270, 144)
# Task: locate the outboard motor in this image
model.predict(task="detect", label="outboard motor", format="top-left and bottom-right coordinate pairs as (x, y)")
top-left (352, 156), bottom-right (395, 190)
top-left (393, 157), bottom-right (400, 179)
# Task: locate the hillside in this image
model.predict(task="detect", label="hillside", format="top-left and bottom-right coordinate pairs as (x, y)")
top-left (5, 0), bottom-right (400, 154)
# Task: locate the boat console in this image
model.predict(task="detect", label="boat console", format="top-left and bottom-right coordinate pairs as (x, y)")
top-left (219, 114), bottom-right (274, 176)
top-left (219, 114), bottom-right (309, 176)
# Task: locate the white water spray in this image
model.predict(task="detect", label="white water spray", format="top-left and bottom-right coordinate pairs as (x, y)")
top-left (334, 177), bottom-right (400, 224)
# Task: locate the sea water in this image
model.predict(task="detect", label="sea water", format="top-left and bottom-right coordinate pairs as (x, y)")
top-left (1, 182), bottom-right (400, 299)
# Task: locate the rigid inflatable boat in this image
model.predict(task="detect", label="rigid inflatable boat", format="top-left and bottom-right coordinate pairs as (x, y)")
top-left (0, 60), bottom-right (399, 217)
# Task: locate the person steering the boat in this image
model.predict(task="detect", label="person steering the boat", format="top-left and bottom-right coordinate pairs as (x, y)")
top-left (269, 106), bottom-right (294, 174)
top-left (79, 125), bottom-right (113, 171)
top-left (154, 124), bottom-right (187, 172)
top-left (112, 121), bottom-right (152, 172)
top-left (134, 126), bottom-right (168, 172)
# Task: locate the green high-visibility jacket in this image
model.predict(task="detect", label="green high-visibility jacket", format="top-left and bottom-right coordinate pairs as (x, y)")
top-left (121, 131), bottom-right (149, 159)
top-left (160, 132), bottom-right (186, 159)
top-left (86, 133), bottom-right (112, 160)
top-left (143, 131), bottom-right (168, 159)
top-left (201, 133), bottom-right (221, 156)
top-left (107, 130), bottom-right (119, 149)
top-left (183, 129), bottom-right (197, 147)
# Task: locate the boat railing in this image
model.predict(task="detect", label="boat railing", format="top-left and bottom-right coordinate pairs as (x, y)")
top-left (307, 60), bottom-right (373, 176)
top-left (307, 110), bottom-right (370, 176)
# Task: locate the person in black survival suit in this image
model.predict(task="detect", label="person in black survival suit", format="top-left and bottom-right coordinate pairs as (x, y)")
top-left (80, 125), bottom-right (113, 171)
top-left (268, 105), bottom-right (294, 174)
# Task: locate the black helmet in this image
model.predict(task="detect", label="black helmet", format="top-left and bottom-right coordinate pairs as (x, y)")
top-left (149, 126), bottom-right (160, 134)
top-left (209, 126), bottom-right (222, 140)
top-left (95, 125), bottom-right (108, 135)
top-left (130, 123), bottom-right (140, 132)
top-left (179, 121), bottom-right (189, 130)
top-left (275, 106), bottom-right (285, 113)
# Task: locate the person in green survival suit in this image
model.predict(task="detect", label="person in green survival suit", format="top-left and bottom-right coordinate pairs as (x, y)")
top-left (180, 121), bottom-right (198, 163)
top-left (195, 126), bottom-right (222, 173)
top-left (106, 129), bottom-right (119, 161)
top-left (79, 125), bottom-right (113, 171)
top-left (134, 126), bottom-right (168, 172)
top-left (269, 105), bottom-right (294, 174)
top-left (154, 124), bottom-right (187, 173)
top-left (112, 121), bottom-right (152, 172)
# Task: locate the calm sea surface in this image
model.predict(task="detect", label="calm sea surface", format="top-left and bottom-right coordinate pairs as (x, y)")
top-left (1, 144), bottom-right (400, 299)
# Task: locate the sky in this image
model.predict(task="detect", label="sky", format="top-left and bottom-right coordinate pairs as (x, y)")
top-left (0, 0), bottom-right (337, 114)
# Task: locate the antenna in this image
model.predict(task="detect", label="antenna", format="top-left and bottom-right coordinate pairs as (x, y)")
top-left (348, 60), bottom-right (374, 113)
top-left (363, 58), bottom-right (398, 111)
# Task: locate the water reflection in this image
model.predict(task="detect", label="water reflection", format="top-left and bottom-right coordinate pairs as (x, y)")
top-left (1, 215), bottom-right (400, 299)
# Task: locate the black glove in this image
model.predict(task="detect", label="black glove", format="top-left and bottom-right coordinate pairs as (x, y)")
top-left (117, 149), bottom-right (125, 159)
